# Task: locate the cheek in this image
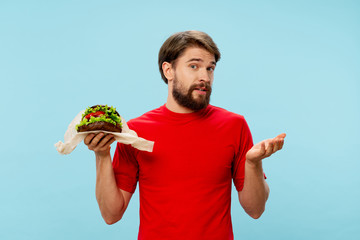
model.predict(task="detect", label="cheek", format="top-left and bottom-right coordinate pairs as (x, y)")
top-left (209, 77), bottom-right (214, 86)
top-left (178, 70), bottom-right (195, 85)
top-left (182, 68), bottom-right (194, 78)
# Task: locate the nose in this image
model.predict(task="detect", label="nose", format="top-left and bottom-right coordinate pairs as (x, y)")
top-left (199, 68), bottom-right (211, 83)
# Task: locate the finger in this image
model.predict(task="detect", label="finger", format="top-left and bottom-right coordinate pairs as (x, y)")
top-left (279, 138), bottom-right (285, 150)
top-left (98, 134), bottom-right (115, 149)
top-left (89, 132), bottom-right (105, 147)
top-left (265, 141), bottom-right (274, 157)
top-left (260, 141), bottom-right (266, 156)
top-left (276, 133), bottom-right (286, 139)
top-left (101, 138), bottom-right (116, 151)
top-left (97, 138), bottom-right (116, 153)
top-left (273, 137), bottom-right (286, 155)
top-left (273, 139), bottom-right (281, 152)
top-left (84, 133), bottom-right (95, 145)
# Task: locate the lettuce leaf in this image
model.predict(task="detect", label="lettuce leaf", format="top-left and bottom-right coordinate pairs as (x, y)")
top-left (75, 105), bottom-right (122, 131)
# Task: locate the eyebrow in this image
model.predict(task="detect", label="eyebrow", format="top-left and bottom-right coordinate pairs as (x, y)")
top-left (186, 58), bottom-right (216, 66)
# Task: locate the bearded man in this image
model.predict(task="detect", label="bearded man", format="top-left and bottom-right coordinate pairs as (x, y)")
top-left (84, 30), bottom-right (286, 240)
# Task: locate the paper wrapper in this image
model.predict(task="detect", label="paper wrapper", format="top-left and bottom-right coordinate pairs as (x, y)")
top-left (55, 110), bottom-right (154, 155)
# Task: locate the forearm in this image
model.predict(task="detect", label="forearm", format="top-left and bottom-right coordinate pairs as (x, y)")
top-left (95, 152), bottom-right (125, 224)
top-left (239, 160), bottom-right (269, 219)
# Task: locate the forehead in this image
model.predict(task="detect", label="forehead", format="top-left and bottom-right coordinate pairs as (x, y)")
top-left (178, 47), bottom-right (215, 63)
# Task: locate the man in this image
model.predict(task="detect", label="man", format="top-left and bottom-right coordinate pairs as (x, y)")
top-left (84, 30), bottom-right (286, 240)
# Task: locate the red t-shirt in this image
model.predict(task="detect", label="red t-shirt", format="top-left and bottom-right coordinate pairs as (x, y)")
top-left (113, 104), bottom-right (253, 240)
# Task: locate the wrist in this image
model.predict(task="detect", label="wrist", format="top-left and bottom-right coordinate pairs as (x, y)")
top-left (95, 151), bottom-right (112, 172)
top-left (95, 150), bottom-right (111, 161)
top-left (245, 159), bottom-right (263, 169)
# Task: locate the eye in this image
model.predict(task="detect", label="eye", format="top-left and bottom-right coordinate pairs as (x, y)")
top-left (207, 66), bottom-right (215, 72)
top-left (190, 64), bottom-right (197, 69)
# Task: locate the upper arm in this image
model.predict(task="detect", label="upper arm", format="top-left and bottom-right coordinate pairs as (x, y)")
top-left (113, 143), bottom-right (139, 194)
top-left (232, 117), bottom-right (254, 192)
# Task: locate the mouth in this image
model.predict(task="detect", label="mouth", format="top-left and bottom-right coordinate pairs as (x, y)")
top-left (190, 82), bottom-right (212, 97)
top-left (193, 87), bottom-right (208, 96)
top-left (194, 87), bottom-right (207, 92)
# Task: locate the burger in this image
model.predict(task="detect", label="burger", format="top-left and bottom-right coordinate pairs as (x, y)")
top-left (75, 105), bottom-right (122, 133)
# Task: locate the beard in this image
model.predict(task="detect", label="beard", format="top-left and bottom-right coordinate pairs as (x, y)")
top-left (172, 77), bottom-right (212, 111)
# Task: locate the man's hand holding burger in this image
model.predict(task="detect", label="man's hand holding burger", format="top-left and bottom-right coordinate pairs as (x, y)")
top-left (84, 132), bottom-right (116, 157)
top-left (77, 105), bottom-right (121, 157)
top-left (80, 105), bottom-right (130, 225)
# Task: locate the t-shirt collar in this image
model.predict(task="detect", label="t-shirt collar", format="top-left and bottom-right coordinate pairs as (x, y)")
top-left (161, 104), bottom-right (211, 120)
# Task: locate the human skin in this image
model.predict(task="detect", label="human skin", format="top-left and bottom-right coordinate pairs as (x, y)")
top-left (162, 47), bottom-right (216, 114)
top-left (84, 132), bottom-right (133, 224)
top-left (239, 133), bottom-right (286, 218)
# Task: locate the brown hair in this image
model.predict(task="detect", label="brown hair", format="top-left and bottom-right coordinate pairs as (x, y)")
top-left (158, 30), bottom-right (221, 84)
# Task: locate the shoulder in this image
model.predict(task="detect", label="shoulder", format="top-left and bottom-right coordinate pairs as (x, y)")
top-left (202, 105), bottom-right (251, 135)
top-left (207, 105), bottom-right (247, 123)
top-left (126, 106), bottom-right (164, 129)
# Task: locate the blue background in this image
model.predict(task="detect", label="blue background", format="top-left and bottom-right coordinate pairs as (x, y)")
top-left (1, 0), bottom-right (359, 239)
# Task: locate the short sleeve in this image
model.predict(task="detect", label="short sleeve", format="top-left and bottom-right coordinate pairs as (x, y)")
top-left (232, 118), bottom-right (254, 192)
top-left (112, 142), bottom-right (139, 193)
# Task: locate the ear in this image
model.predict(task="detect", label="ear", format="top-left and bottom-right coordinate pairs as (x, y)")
top-left (162, 62), bottom-right (174, 82)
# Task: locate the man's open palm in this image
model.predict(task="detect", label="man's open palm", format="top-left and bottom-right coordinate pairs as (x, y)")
top-left (246, 133), bottom-right (286, 164)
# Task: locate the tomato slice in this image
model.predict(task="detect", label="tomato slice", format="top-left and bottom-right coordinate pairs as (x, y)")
top-left (85, 111), bottom-right (105, 119)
